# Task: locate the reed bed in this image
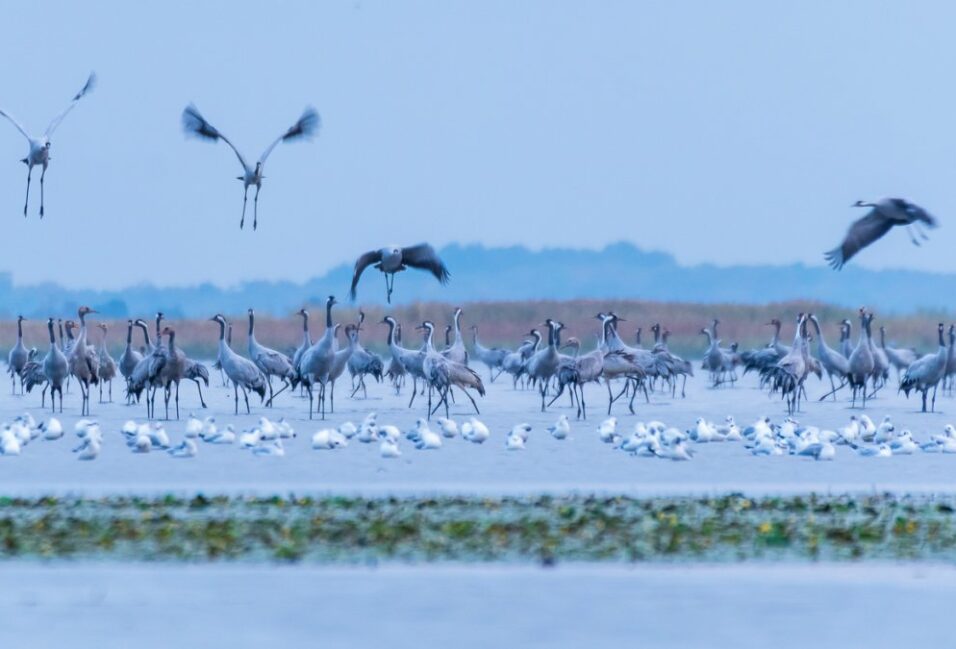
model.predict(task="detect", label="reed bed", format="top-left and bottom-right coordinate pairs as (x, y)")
top-left (0, 299), bottom-right (951, 360)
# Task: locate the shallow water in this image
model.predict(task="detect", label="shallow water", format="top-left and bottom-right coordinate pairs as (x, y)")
top-left (0, 562), bottom-right (952, 649)
top-left (2, 372), bottom-right (956, 496)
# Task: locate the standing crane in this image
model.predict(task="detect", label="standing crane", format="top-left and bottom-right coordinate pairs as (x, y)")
top-left (211, 314), bottom-right (266, 414)
top-left (7, 315), bottom-right (28, 394)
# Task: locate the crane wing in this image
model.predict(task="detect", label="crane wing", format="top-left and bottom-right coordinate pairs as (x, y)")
top-left (902, 201), bottom-right (939, 228)
top-left (349, 249), bottom-right (384, 301)
top-left (45, 72), bottom-right (96, 137)
top-left (401, 243), bottom-right (450, 284)
top-left (258, 106), bottom-right (321, 167)
top-left (824, 210), bottom-right (894, 270)
top-left (0, 108), bottom-right (31, 142)
top-left (181, 104), bottom-right (251, 173)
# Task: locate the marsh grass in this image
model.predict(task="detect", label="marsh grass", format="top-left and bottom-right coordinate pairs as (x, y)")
top-left (1, 493), bottom-right (955, 564)
top-left (0, 299), bottom-right (949, 359)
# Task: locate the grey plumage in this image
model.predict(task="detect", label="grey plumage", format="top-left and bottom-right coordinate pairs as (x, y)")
top-left (212, 314), bottom-right (267, 414)
top-left (826, 198), bottom-right (938, 270)
top-left (349, 243), bottom-right (450, 303)
top-left (899, 322), bottom-right (949, 412)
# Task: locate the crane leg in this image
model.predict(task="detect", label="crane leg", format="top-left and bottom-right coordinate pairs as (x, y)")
top-left (240, 185), bottom-right (249, 229)
top-left (547, 383), bottom-right (565, 408)
top-left (175, 381), bottom-right (180, 420)
top-left (39, 164), bottom-right (46, 218)
top-left (190, 379), bottom-right (206, 408)
top-left (243, 387), bottom-right (250, 414)
top-left (23, 165), bottom-right (32, 217)
top-left (253, 185), bottom-right (260, 230)
top-left (463, 389), bottom-right (480, 415)
top-left (906, 224), bottom-right (921, 246)
top-left (580, 384), bottom-right (587, 420)
top-left (234, 381), bottom-right (239, 415)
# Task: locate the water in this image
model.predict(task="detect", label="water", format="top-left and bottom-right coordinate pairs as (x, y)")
top-left (0, 562), bottom-right (951, 649)
top-left (2, 373), bottom-right (952, 647)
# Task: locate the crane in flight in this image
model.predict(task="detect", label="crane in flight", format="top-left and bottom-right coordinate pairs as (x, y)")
top-left (0, 72), bottom-right (96, 218)
top-left (350, 243), bottom-right (450, 304)
top-left (181, 104), bottom-right (320, 230)
top-left (825, 198), bottom-right (938, 270)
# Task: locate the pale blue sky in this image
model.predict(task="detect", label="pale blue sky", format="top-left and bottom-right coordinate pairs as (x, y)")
top-left (0, 1), bottom-right (954, 289)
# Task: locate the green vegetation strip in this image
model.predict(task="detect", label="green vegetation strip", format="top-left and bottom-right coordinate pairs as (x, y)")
top-left (1, 494), bottom-right (955, 563)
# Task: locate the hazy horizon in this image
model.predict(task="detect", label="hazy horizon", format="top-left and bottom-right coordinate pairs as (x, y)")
top-left (2, 1), bottom-right (955, 289)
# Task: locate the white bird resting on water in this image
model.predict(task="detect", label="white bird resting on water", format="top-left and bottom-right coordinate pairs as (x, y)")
top-left (378, 430), bottom-right (402, 458)
top-left (548, 415), bottom-right (570, 440)
top-left (461, 418), bottom-right (489, 444)
top-left (168, 438), bottom-right (198, 458)
top-left (312, 428), bottom-right (348, 450)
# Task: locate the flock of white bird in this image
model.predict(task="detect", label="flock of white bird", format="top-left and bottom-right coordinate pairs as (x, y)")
top-left (4, 407), bottom-right (956, 464)
top-left (596, 412), bottom-right (956, 461)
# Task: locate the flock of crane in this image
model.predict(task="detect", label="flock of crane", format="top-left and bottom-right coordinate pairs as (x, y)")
top-left (701, 309), bottom-right (951, 415)
top-left (4, 297), bottom-right (952, 424)
top-left (0, 75), bottom-right (949, 427)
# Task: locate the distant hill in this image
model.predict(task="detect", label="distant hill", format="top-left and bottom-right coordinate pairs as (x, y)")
top-left (0, 242), bottom-right (950, 318)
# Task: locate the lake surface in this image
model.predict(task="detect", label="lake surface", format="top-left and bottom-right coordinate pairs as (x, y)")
top-left (0, 562), bottom-right (952, 649)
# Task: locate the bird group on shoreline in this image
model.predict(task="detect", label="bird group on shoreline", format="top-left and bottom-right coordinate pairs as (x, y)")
top-left (6, 300), bottom-right (956, 426)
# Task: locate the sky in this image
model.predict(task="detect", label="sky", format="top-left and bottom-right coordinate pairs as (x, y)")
top-left (1, 1), bottom-right (955, 289)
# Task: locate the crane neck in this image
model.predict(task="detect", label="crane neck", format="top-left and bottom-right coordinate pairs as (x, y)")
top-left (47, 320), bottom-right (55, 347)
top-left (453, 311), bottom-right (463, 344)
top-left (126, 322), bottom-right (133, 346)
top-left (16, 318), bottom-right (22, 340)
top-left (137, 323), bottom-right (151, 348)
